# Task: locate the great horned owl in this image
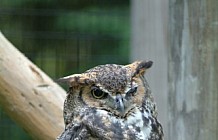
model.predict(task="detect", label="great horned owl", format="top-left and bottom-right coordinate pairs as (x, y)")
top-left (57, 61), bottom-right (163, 140)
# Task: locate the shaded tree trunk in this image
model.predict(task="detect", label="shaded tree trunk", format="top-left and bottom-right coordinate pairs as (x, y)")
top-left (0, 32), bottom-right (65, 140)
top-left (168, 0), bottom-right (218, 139)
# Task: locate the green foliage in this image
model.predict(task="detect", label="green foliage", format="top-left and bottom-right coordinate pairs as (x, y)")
top-left (56, 8), bottom-right (129, 34)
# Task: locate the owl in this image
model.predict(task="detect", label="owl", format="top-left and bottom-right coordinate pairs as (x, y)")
top-left (57, 61), bottom-right (163, 140)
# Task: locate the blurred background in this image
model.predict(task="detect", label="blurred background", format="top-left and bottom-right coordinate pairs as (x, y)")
top-left (0, 1), bottom-right (130, 140)
top-left (0, 0), bottom-right (217, 140)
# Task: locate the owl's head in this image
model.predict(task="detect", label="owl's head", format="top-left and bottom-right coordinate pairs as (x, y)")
top-left (59, 61), bottom-right (153, 118)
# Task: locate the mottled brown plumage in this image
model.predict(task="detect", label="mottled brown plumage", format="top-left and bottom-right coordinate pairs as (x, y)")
top-left (57, 61), bottom-right (163, 140)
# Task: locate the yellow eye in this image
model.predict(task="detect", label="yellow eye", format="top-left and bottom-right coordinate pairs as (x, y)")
top-left (91, 88), bottom-right (107, 99)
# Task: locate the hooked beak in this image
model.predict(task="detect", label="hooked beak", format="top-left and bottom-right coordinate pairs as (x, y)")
top-left (115, 94), bottom-right (125, 115)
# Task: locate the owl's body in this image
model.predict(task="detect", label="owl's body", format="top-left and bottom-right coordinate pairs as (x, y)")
top-left (57, 61), bottom-right (163, 140)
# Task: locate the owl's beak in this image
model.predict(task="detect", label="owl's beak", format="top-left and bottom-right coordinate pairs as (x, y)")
top-left (115, 94), bottom-right (125, 115)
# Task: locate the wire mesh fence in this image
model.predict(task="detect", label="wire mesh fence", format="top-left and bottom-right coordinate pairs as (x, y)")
top-left (0, 1), bottom-right (130, 139)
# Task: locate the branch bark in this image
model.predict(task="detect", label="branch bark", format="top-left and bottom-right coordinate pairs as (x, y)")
top-left (0, 32), bottom-right (65, 140)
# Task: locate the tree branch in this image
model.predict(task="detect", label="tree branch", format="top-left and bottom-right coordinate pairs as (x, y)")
top-left (0, 32), bottom-right (65, 140)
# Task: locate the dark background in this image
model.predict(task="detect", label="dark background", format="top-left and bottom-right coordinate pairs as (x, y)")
top-left (0, 0), bottom-right (130, 139)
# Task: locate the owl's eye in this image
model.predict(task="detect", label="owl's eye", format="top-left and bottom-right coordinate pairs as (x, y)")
top-left (128, 87), bottom-right (138, 96)
top-left (91, 87), bottom-right (107, 99)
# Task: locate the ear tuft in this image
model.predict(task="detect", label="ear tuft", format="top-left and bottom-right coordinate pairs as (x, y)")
top-left (137, 60), bottom-right (153, 70)
top-left (57, 74), bottom-right (94, 87)
top-left (126, 60), bottom-right (153, 77)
